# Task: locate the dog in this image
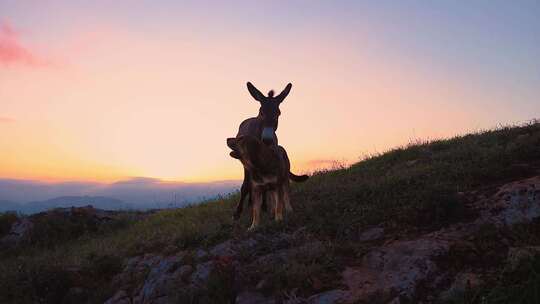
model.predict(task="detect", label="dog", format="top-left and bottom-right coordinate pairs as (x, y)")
top-left (227, 135), bottom-right (301, 230)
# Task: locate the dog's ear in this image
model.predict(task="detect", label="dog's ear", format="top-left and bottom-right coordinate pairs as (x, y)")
top-left (247, 82), bottom-right (266, 102)
top-left (275, 83), bottom-right (292, 103)
top-left (226, 137), bottom-right (238, 150)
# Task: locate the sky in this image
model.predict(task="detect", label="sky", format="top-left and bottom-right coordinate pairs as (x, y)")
top-left (1, 0), bottom-right (539, 184)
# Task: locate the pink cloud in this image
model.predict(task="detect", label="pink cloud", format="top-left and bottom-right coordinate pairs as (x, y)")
top-left (0, 21), bottom-right (47, 67)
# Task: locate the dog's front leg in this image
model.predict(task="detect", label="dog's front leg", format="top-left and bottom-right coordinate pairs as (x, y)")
top-left (233, 169), bottom-right (250, 221)
top-left (248, 188), bottom-right (263, 231)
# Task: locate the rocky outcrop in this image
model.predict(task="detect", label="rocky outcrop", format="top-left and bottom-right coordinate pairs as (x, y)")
top-left (104, 176), bottom-right (540, 304)
top-left (485, 176), bottom-right (540, 226)
top-left (0, 217), bottom-right (33, 246)
top-left (342, 238), bottom-right (451, 303)
top-left (105, 229), bottom-right (319, 304)
top-left (0, 205), bottom-right (149, 249)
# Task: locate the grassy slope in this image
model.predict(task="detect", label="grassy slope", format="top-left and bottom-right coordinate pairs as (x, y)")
top-left (1, 121), bottom-right (540, 303)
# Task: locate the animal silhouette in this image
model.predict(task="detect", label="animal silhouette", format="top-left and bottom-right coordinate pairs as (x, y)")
top-left (228, 82), bottom-right (307, 220)
top-left (228, 136), bottom-right (298, 230)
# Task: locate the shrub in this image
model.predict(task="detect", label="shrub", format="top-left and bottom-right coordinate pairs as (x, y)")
top-left (0, 212), bottom-right (18, 237)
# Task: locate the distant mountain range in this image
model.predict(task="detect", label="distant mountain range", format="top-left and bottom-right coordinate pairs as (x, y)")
top-left (0, 200), bottom-right (20, 213)
top-left (0, 178), bottom-right (241, 214)
top-left (24, 196), bottom-right (131, 214)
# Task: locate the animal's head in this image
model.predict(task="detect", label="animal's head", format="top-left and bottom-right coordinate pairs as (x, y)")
top-left (227, 135), bottom-right (280, 170)
top-left (246, 82), bottom-right (292, 145)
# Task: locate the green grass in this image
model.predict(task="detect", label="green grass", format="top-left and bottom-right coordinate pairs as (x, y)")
top-left (292, 121), bottom-right (540, 239)
top-left (1, 121), bottom-right (539, 303)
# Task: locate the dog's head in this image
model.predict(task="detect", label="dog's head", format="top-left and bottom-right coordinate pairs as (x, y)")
top-left (227, 136), bottom-right (261, 157)
top-left (227, 136), bottom-right (280, 171)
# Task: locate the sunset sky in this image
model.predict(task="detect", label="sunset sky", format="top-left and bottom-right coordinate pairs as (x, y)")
top-left (1, 1), bottom-right (539, 183)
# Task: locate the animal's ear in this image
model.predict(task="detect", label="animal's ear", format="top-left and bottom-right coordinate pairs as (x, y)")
top-left (247, 82), bottom-right (266, 102)
top-left (275, 83), bottom-right (292, 103)
top-left (226, 137), bottom-right (238, 150)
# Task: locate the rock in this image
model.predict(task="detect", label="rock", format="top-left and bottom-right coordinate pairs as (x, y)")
top-left (249, 241), bottom-right (324, 271)
top-left (190, 261), bottom-right (215, 286)
top-left (489, 176), bottom-right (540, 226)
top-left (358, 227), bottom-right (385, 242)
top-left (135, 255), bottom-right (185, 303)
top-left (104, 290), bottom-right (130, 304)
top-left (237, 237), bottom-right (259, 251)
top-left (236, 291), bottom-right (275, 304)
top-left (387, 297), bottom-right (401, 304)
top-left (1, 206), bottom-right (151, 250)
top-left (210, 239), bottom-right (236, 258)
top-left (0, 218), bottom-right (33, 246)
top-left (343, 238), bottom-right (450, 303)
top-left (195, 249), bottom-right (209, 261)
top-left (172, 265), bottom-right (194, 281)
top-left (125, 256), bottom-right (142, 269)
top-left (108, 253), bottom-right (188, 304)
top-left (307, 290), bottom-right (350, 304)
top-left (10, 218), bottom-right (33, 237)
top-left (255, 278), bottom-right (271, 291)
top-left (438, 272), bottom-right (482, 302)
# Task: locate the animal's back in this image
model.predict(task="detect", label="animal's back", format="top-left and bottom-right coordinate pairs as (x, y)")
top-left (237, 117), bottom-right (261, 137)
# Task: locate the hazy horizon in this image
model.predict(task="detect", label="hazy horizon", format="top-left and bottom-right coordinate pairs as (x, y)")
top-left (0, 176), bottom-right (241, 206)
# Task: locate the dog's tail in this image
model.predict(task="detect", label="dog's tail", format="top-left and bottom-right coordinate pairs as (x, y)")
top-left (289, 171), bottom-right (309, 182)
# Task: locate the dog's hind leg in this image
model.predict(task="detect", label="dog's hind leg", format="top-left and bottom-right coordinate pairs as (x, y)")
top-left (273, 190), bottom-right (283, 221)
top-left (283, 182), bottom-right (293, 214)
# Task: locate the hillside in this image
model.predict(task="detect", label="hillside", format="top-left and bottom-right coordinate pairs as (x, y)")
top-left (1, 121), bottom-right (540, 304)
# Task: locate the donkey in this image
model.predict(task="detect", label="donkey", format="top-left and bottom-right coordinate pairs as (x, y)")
top-left (228, 82), bottom-right (308, 220)
top-left (227, 135), bottom-right (294, 230)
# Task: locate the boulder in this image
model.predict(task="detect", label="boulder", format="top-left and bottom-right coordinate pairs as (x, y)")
top-left (190, 261), bottom-right (216, 286)
top-left (487, 176), bottom-right (540, 226)
top-left (358, 227), bottom-right (385, 242)
top-left (307, 290), bottom-right (351, 304)
top-left (236, 291), bottom-right (275, 304)
top-left (104, 290), bottom-right (130, 304)
top-left (210, 239), bottom-right (236, 258)
top-left (0, 218), bottom-right (33, 246)
top-left (343, 238), bottom-right (450, 303)
top-left (438, 272), bottom-right (483, 302)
